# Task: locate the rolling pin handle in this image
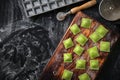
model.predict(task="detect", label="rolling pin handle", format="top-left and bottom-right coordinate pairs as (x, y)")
top-left (70, 0), bottom-right (97, 14)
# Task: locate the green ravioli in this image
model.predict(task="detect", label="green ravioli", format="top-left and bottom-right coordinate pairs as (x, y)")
top-left (90, 60), bottom-right (99, 70)
top-left (95, 25), bottom-right (108, 38)
top-left (78, 73), bottom-right (90, 80)
top-left (62, 69), bottom-right (73, 80)
top-left (89, 32), bottom-right (102, 43)
top-left (87, 46), bottom-right (100, 59)
top-left (63, 38), bottom-right (74, 49)
top-left (100, 41), bottom-right (110, 52)
top-left (73, 45), bottom-right (84, 56)
top-left (81, 18), bottom-right (92, 28)
top-left (76, 34), bottom-right (88, 46)
top-left (63, 53), bottom-right (72, 63)
top-left (76, 59), bottom-right (86, 69)
top-left (70, 24), bottom-right (80, 35)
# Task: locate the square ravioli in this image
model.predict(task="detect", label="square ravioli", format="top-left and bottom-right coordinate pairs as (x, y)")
top-left (95, 25), bottom-right (108, 38)
top-left (73, 45), bottom-right (84, 56)
top-left (70, 24), bottom-right (80, 35)
top-left (90, 60), bottom-right (99, 70)
top-left (100, 41), bottom-right (110, 52)
top-left (78, 73), bottom-right (90, 80)
top-left (63, 53), bottom-right (72, 63)
top-left (75, 59), bottom-right (86, 69)
top-left (63, 38), bottom-right (74, 49)
top-left (81, 18), bottom-right (92, 28)
top-left (62, 69), bottom-right (73, 80)
top-left (76, 34), bottom-right (88, 46)
top-left (89, 32), bottom-right (102, 43)
top-left (87, 46), bottom-right (100, 59)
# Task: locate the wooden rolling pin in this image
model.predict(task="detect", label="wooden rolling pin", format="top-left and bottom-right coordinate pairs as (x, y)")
top-left (71, 0), bottom-right (97, 14)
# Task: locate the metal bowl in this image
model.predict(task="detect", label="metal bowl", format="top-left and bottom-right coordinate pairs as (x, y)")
top-left (99, 0), bottom-right (120, 21)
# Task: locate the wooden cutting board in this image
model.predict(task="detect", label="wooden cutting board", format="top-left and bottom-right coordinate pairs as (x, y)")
top-left (40, 12), bottom-right (119, 80)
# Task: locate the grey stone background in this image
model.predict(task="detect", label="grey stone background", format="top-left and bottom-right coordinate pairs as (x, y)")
top-left (0, 0), bottom-right (120, 80)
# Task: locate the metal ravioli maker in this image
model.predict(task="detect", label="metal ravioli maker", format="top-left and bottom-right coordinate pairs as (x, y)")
top-left (22, 0), bottom-right (84, 17)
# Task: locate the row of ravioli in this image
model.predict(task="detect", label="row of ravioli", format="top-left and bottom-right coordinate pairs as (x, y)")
top-left (61, 18), bottom-right (110, 80)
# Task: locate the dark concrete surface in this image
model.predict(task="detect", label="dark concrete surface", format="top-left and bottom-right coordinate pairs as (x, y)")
top-left (0, 0), bottom-right (120, 80)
